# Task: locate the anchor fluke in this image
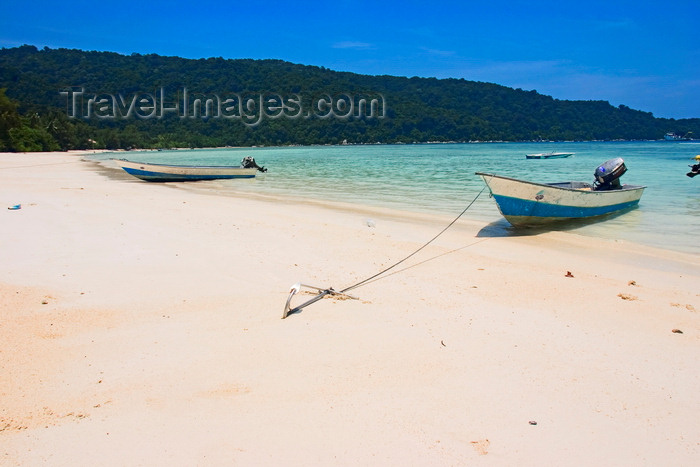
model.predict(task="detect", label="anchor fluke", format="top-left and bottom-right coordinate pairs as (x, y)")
top-left (282, 283), bottom-right (358, 319)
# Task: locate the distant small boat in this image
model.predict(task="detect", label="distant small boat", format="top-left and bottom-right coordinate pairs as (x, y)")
top-left (116, 156), bottom-right (266, 182)
top-left (525, 152), bottom-right (574, 159)
top-left (664, 132), bottom-right (694, 141)
top-left (476, 158), bottom-right (645, 226)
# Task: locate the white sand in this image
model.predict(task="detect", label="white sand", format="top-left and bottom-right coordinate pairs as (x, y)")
top-left (1, 151), bottom-right (698, 466)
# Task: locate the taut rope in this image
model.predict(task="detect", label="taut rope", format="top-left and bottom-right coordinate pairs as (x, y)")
top-left (282, 185), bottom-right (487, 318)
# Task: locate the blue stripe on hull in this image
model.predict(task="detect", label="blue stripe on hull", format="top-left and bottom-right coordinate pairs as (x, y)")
top-left (493, 194), bottom-right (641, 220)
top-left (123, 167), bottom-right (255, 182)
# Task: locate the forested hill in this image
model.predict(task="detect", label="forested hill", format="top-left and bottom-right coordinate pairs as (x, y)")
top-left (0, 45), bottom-right (698, 151)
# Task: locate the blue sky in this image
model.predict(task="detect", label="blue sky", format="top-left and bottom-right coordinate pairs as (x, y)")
top-left (1, 0), bottom-right (698, 118)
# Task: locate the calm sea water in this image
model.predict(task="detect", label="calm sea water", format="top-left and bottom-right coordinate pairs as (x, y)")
top-left (96, 142), bottom-right (700, 254)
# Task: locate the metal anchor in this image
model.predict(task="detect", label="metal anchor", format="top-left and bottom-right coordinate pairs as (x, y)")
top-left (282, 283), bottom-right (358, 319)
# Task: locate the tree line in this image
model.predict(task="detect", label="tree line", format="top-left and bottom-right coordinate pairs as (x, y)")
top-left (0, 45), bottom-right (698, 151)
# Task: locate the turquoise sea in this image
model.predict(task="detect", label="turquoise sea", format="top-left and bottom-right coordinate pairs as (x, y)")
top-left (96, 142), bottom-right (700, 255)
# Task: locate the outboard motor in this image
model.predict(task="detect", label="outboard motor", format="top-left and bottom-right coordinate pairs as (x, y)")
top-left (241, 156), bottom-right (267, 173)
top-left (594, 157), bottom-right (626, 190)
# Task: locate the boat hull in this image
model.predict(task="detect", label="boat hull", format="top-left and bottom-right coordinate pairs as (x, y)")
top-left (117, 159), bottom-right (257, 182)
top-left (525, 152), bottom-right (574, 159)
top-left (476, 172), bottom-right (645, 226)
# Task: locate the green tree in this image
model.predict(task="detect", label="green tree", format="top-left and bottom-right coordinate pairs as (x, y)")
top-left (9, 123), bottom-right (59, 151)
top-left (0, 88), bottom-right (21, 150)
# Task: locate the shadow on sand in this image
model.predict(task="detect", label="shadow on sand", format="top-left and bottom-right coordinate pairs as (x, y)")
top-left (475, 206), bottom-right (641, 239)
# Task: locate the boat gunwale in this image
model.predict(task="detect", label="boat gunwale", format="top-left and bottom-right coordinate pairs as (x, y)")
top-left (115, 158), bottom-right (248, 169)
top-left (475, 172), bottom-right (646, 193)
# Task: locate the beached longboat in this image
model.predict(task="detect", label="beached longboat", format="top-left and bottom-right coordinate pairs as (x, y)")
top-left (116, 156), bottom-right (266, 182)
top-left (476, 158), bottom-right (645, 226)
top-left (525, 152), bottom-right (574, 159)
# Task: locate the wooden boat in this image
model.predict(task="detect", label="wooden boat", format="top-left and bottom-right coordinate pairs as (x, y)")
top-left (476, 158), bottom-right (645, 226)
top-left (525, 152), bottom-right (574, 159)
top-left (116, 157), bottom-right (266, 182)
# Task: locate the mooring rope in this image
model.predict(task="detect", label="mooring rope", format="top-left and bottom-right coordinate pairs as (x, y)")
top-left (338, 184), bottom-right (488, 294)
top-left (349, 237), bottom-right (490, 290)
top-left (283, 184), bottom-right (488, 318)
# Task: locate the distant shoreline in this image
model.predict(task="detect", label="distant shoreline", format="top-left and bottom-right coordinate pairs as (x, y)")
top-left (2, 138), bottom-right (698, 159)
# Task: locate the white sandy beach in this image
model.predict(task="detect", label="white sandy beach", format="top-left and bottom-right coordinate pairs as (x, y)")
top-left (1, 151), bottom-right (698, 466)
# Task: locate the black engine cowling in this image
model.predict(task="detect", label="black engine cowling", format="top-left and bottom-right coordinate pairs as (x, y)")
top-left (241, 156), bottom-right (267, 172)
top-left (594, 158), bottom-right (626, 190)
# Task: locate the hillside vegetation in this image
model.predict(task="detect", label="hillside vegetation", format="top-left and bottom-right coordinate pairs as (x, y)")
top-left (0, 45), bottom-right (697, 151)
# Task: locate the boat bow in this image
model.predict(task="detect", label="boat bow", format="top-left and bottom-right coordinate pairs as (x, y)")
top-left (476, 170), bottom-right (645, 226)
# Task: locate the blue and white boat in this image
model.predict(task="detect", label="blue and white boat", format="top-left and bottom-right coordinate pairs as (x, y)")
top-left (116, 156), bottom-right (266, 182)
top-left (476, 158), bottom-right (645, 226)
